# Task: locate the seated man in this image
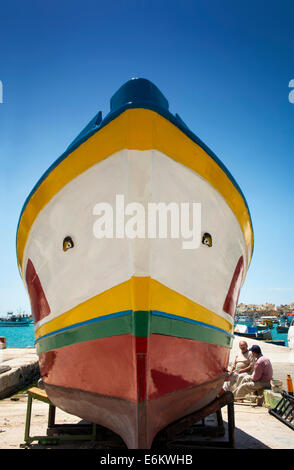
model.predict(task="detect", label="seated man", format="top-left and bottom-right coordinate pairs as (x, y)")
top-left (223, 340), bottom-right (255, 392)
top-left (234, 344), bottom-right (273, 400)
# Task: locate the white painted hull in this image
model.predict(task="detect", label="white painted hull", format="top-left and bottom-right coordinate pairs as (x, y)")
top-left (22, 148), bottom-right (246, 334)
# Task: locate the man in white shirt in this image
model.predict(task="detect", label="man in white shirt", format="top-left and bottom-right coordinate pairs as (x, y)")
top-left (223, 340), bottom-right (255, 392)
top-left (234, 344), bottom-right (273, 400)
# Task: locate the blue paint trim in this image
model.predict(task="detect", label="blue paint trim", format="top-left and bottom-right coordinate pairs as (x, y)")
top-left (34, 309), bottom-right (132, 343)
top-left (16, 78), bottom-right (254, 258)
top-left (34, 307), bottom-right (233, 345)
top-left (151, 310), bottom-right (234, 338)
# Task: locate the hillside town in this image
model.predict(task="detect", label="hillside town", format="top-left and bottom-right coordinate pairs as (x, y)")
top-left (236, 302), bottom-right (294, 318)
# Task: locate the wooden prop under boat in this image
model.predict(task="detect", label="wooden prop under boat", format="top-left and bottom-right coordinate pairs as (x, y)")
top-left (16, 78), bottom-right (254, 449)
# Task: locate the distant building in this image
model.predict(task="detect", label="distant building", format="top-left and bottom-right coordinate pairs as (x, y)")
top-left (236, 303), bottom-right (247, 313)
top-left (236, 302), bottom-right (294, 317)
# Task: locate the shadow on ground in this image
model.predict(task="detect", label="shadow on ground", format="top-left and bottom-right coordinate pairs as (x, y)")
top-left (20, 418), bottom-right (270, 450)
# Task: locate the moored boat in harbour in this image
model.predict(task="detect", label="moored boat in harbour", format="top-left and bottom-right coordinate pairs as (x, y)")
top-left (234, 323), bottom-right (272, 341)
top-left (262, 339), bottom-right (285, 346)
top-left (16, 78), bottom-right (254, 448)
top-left (276, 325), bottom-right (289, 333)
top-left (255, 321), bottom-right (273, 331)
top-left (0, 314), bottom-right (31, 327)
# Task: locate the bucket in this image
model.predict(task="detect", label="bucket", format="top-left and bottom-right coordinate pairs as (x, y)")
top-left (270, 379), bottom-right (283, 393)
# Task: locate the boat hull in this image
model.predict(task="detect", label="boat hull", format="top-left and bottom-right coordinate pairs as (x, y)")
top-left (16, 79), bottom-right (254, 449)
top-left (40, 332), bottom-right (229, 448)
top-left (276, 326), bottom-right (289, 333)
top-left (234, 330), bottom-right (272, 340)
top-left (263, 340), bottom-right (285, 346)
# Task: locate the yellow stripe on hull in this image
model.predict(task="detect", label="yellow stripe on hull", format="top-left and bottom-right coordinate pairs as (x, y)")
top-left (17, 109), bottom-right (253, 274)
top-left (35, 277), bottom-right (233, 340)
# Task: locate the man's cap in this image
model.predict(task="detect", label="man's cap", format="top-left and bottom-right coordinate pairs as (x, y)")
top-left (249, 345), bottom-right (262, 354)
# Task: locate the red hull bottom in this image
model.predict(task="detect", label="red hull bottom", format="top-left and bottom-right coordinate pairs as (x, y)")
top-left (45, 376), bottom-right (224, 449)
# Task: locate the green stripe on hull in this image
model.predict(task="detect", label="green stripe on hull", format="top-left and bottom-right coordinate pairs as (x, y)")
top-left (36, 311), bottom-right (232, 354)
top-left (36, 313), bottom-right (133, 354)
top-left (133, 310), bottom-right (150, 337)
top-left (151, 314), bottom-right (233, 348)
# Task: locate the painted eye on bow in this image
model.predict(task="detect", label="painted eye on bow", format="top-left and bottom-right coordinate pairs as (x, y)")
top-left (63, 236), bottom-right (74, 252)
top-left (202, 233), bottom-right (212, 247)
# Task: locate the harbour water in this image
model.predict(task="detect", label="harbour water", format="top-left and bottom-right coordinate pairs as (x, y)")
top-left (269, 326), bottom-right (289, 346)
top-left (0, 324), bottom-right (35, 348)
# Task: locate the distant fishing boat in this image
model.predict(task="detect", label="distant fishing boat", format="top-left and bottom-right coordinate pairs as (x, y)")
top-left (263, 339), bottom-right (285, 347)
top-left (234, 315), bottom-right (251, 323)
top-left (255, 319), bottom-right (273, 330)
top-left (0, 314), bottom-right (31, 327)
top-left (16, 78), bottom-right (254, 448)
top-left (234, 323), bottom-right (272, 340)
top-left (260, 315), bottom-right (278, 323)
top-left (276, 324), bottom-right (289, 333)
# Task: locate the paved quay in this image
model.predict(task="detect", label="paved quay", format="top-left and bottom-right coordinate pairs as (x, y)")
top-left (0, 339), bottom-right (293, 449)
top-left (223, 336), bottom-right (294, 449)
top-left (0, 347), bottom-right (39, 399)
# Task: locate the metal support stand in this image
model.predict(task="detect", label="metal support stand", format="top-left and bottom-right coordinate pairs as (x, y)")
top-left (269, 391), bottom-right (294, 431)
top-left (154, 391), bottom-right (235, 449)
top-left (22, 388), bottom-right (235, 449)
top-left (21, 387), bottom-right (97, 446)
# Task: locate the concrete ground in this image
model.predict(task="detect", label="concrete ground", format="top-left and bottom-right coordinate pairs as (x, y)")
top-left (0, 389), bottom-right (293, 449)
top-left (0, 337), bottom-right (293, 449)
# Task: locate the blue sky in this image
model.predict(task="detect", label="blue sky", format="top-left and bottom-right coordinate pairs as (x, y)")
top-left (0, 0), bottom-right (294, 314)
